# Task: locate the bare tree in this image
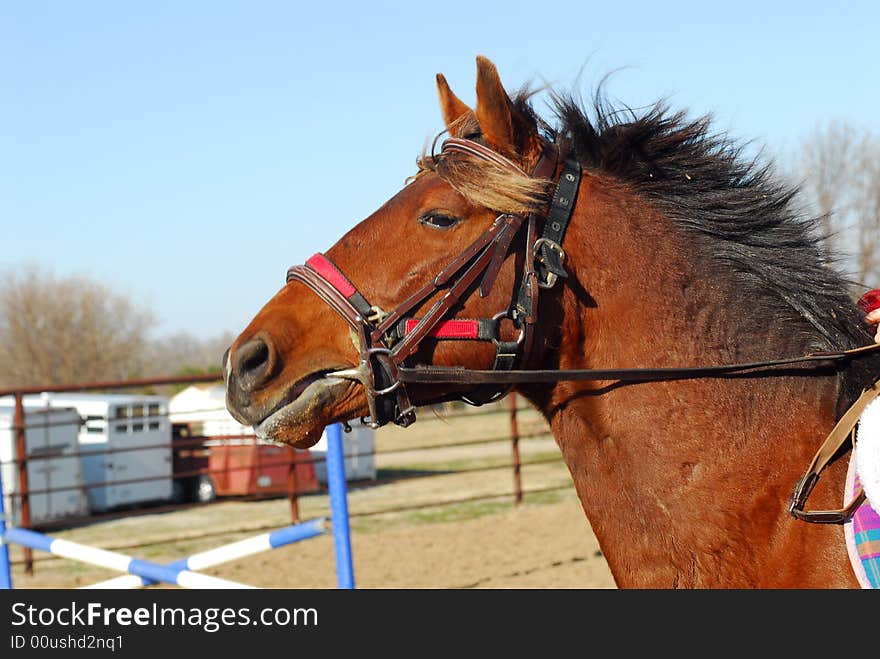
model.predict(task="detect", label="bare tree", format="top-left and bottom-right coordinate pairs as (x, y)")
top-left (855, 144), bottom-right (880, 286)
top-left (798, 122), bottom-right (858, 257)
top-left (0, 266), bottom-right (155, 387)
top-left (795, 121), bottom-right (880, 290)
top-left (146, 330), bottom-right (234, 377)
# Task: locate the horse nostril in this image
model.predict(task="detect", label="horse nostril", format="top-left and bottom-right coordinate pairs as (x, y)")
top-left (241, 341), bottom-right (269, 372)
top-left (232, 336), bottom-right (277, 391)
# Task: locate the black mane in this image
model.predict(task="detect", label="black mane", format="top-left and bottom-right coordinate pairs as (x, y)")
top-left (515, 90), bottom-right (878, 402)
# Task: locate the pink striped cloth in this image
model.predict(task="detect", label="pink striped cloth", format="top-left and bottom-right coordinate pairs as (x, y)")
top-left (845, 457), bottom-right (880, 588)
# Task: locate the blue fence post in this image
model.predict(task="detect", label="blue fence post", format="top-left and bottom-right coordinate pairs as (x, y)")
top-left (0, 456), bottom-right (13, 589)
top-left (326, 422), bottom-right (354, 589)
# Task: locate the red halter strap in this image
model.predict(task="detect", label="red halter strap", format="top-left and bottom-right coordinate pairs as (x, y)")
top-left (300, 254), bottom-right (497, 341)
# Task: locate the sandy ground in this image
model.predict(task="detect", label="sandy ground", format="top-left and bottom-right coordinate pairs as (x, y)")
top-left (11, 495), bottom-right (615, 589)
top-left (225, 495), bottom-right (614, 589)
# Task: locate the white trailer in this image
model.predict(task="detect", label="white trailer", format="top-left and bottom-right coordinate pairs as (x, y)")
top-left (169, 384), bottom-right (253, 440)
top-left (310, 424), bottom-right (377, 484)
top-left (21, 394), bottom-right (174, 513)
top-left (0, 405), bottom-right (89, 526)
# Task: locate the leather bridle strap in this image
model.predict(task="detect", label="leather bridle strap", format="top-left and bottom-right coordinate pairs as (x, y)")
top-left (441, 137), bottom-right (528, 175)
top-left (397, 342), bottom-right (880, 384)
top-left (535, 158), bottom-right (581, 286)
top-left (387, 213), bottom-right (523, 363)
top-left (788, 379), bottom-right (880, 523)
top-left (399, 342), bottom-right (880, 526)
top-left (288, 246), bottom-right (514, 428)
top-left (287, 257), bottom-right (415, 427)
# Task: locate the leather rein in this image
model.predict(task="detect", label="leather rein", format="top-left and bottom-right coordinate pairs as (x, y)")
top-left (286, 136), bottom-right (880, 525)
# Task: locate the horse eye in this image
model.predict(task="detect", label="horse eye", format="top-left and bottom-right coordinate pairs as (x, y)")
top-left (418, 213), bottom-right (460, 230)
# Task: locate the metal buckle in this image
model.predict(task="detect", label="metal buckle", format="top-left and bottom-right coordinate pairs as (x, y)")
top-left (532, 238), bottom-right (566, 289)
top-left (366, 305), bottom-right (389, 324)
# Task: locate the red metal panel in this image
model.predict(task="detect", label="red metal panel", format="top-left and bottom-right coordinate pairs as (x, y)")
top-left (209, 445), bottom-right (318, 496)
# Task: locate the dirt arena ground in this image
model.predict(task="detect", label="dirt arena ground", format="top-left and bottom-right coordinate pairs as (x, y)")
top-left (8, 402), bottom-right (617, 589)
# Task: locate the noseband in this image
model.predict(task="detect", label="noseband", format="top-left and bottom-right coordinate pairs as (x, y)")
top-left (285, 137), bottom-right (880, 525)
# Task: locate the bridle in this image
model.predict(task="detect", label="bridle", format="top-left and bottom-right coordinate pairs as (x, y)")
top-left (287, 136), bottom-right (572, 429)
top-left (286, 136), bottom-right (880, 525)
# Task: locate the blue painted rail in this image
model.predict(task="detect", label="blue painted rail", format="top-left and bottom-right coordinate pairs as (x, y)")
top-left (0, 423), bottom-right (355, 589)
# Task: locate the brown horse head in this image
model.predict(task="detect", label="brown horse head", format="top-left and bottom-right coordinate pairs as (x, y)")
top-left (226, 56), bottom-right (880, 587)
top-left (224, 56), bottom-right (557, 447)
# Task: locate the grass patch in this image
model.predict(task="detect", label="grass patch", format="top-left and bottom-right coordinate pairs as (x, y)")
top-left (522, 489), bottom-right (567, 506)
top-left (406, 499), bottom-right (513, 524)
top-left (384, 451), bottom-right (565, 475)
top-left (346, 501), bottom-right (515, 533)
top-left (375, 467), bottom-right (453, 480)
top-left (349, 492), bottom-right (569, 533)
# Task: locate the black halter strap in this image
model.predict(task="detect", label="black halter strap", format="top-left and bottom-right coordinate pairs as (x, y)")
top-left (535, 158), bottom-right (581, 287)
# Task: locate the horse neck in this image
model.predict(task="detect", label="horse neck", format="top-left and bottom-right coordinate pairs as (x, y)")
top-left (523, 177), bottom-right (857, 588)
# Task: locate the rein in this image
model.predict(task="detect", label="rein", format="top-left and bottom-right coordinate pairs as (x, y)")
top-left (397, 343), bottom-right (880, 385)
top-left (285, 136), bottom-right (880, 525)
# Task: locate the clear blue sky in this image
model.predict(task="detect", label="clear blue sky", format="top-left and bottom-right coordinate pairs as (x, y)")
top-left (2, 1), bottom-right (878, 338)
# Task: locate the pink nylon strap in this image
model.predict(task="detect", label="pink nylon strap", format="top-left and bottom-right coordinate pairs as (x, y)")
top-left (302, 254), bottom-right (494, 343)
top-left (306, 254), bottom-right (357, 298)
top-left (403, 318), bottom-right (480, 339)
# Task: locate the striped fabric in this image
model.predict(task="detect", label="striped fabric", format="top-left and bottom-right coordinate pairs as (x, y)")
top-left (845, 458), bottom-right (880, 588)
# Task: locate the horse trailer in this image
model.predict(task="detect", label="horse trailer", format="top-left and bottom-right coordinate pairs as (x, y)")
top-left (20, 394), bottom-right (174, 513)
top-left (0, 405), bottom-right (89, 526)
top-left (170, 384), bottom-right (374, 487)
top-left (169, 385), bottom-right (319, 498)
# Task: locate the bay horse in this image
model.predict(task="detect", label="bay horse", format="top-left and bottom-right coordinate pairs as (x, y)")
top-left (224, 56), bottom-right (880, 588)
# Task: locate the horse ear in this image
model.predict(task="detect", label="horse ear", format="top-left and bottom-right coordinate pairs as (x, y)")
top-left (436, 73), bottom-right (472, 133)
top-left (474, 55), bottom-right (516, 154)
